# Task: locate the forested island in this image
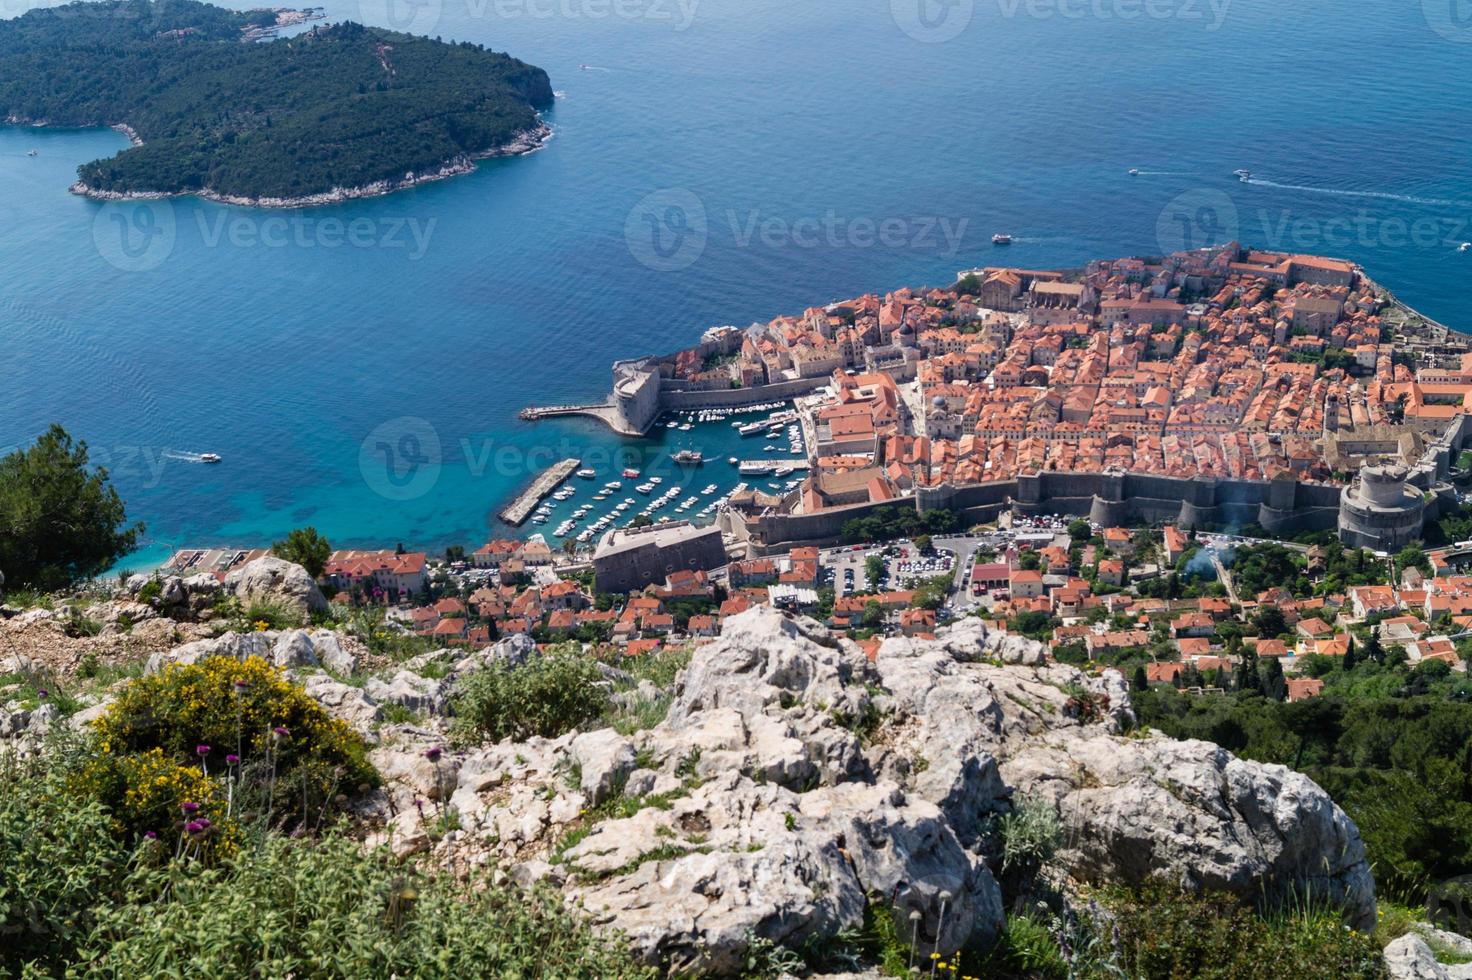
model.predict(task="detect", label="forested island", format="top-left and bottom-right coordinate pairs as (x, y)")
top-left (0, 0), bottom-right (555, 205)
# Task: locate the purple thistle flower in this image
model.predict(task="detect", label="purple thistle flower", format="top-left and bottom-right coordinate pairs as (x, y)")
top-left (185, 820), bottom-right (205, 835)
top-left (36, 689), bottom-right (48, 699)
top-left (196, 744), bottom-right (211, 757)
top-left (233, 679), bottom-right (250, 690)
top-left (273, 726), bottom-right (290, 738)
top-left (144, 831), bottom-right (158, 840)
top-left (226, 753), bottom-right (240, 766)
top-left (425, 746), bottom-right (443, 763)
top-left (180, 801), bottom-right (200, 814)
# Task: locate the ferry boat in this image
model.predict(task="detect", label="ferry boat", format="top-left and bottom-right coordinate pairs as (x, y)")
top-left (673, 449), bottom-right (704, 466)
top-left (199, 453), bottom-right (222, 463)
top-left (992, 234), bottom-right (1013, 246)
top-left (739, 461), bottom-right (774, 476)
top-left (1233, 169), bottom-right (1252, 181)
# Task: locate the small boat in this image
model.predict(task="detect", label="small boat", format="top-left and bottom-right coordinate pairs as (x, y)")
top-left (992, 234), bottom-right (1013, 246)
top-left (576, 468), bottom-right (596, 479)
top-left (1233, 169), bottom-right (1252, 182)
top-left (1460, 242), bottom-right (1472, 253)
top-left (622, 468), bottom-right (640, 478)
top-left (728, 456), bottom-right (739, 465)
top-left (649, 476), bottom-right (663, 485)
top-left (26, 149), bottom-right (38, 157)
top-left (1128, 168), bottom-right (1139, 176)
top-left (199, 453), bottom-right (222, 463)
top-left (673, 449), bottom-right (704, 466)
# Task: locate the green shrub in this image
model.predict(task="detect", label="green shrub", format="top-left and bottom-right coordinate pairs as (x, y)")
top-left (245, 598), bottom-right (301, 631)
top-left (452, 649), bottom-right (610, 743)
top-left (135, 577), bottom-right (162, 606)
top-left (1106, 881), bottom-right (1384, 979)
top-left (93, 656), bottom-right (377, 834)
top-left (74, 835), bottom-right (655, 978)
top-left (0, 741), bottom-right (129, 975)
top-left (993, 794), bottom-right (1061, 900)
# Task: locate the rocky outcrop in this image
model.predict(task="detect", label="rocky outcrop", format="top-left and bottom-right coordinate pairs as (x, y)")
top-left (90, 604), bottom-right (1379, 973)
top-left (1385, 925), bottom-right (1472, 979)
top-left (222, 556), bottom-right (328, 623)
top-left (1003, 734), bottom-right (1375, 929)
top-left (563, 772), bottom-right (999, 975)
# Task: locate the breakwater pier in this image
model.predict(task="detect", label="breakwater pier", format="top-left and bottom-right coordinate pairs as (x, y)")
top-left (498, 457), bottom-right (581, 526)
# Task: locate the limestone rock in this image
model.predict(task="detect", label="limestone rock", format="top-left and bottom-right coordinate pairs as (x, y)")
top-left (1001, 733), bottom-right (1377, 930)
top-left (182, 573), bottom-right (221, 596)
top-left (310, 629), bottom-right (358, 676)
top-left (272, 629), bottom-right (320, 669)
top-left (158, 575), bottom-right (188, 608)
top-left (147, 630), bottom-right (274, 673)
top-left (223, 556), bottom-right (327, 623)
top-left (301, 674), bottom-right (381, 735)
top-left (564, 771), bottom-right (1001, 974)
top-left (365, 671), bottom-right (444, 714)
top-left (569, 728), bottom-right (637, 806)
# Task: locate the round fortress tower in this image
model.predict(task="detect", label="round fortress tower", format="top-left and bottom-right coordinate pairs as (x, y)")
top-left (1338, 463), bottom-right (1426, 551)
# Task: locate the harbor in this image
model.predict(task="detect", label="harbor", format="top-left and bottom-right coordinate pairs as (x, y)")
top-left (498, 457), bottom-right (582, 526)
top-left (511, 401), bottom-right (811, 547)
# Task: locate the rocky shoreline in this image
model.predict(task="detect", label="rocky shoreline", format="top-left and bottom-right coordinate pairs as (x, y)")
top-left (62, 121), bottom-right (553, 209)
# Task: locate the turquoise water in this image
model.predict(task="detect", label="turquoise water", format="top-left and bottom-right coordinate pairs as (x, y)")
top-left (2, 0), bottom-right (1470, 567)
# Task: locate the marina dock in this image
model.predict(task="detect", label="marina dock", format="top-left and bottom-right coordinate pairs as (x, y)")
top-left (499, 457), bottom-right (582, 526)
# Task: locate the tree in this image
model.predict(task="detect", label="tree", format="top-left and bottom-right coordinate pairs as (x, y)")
top-left (861, 600), bottom-right (885, 629)
top-left (913, 533), bottom-right (933, 555)
top-left (1395, 543), bottom-right (1432, 580)
top-left (271, 526), bottom-right (331, 580)
top-left (1262, 657), bottom-right (1287, 701)
top-left (1283, 697), bottom-right (1342, 769)
top-left (1366, 630), bottom-right (1386, 665)
top-left (1132, 665), bottom-right (1149, 692)
top-left (1018, 550), bottom-right (1042, 572)
top-left (0, 424), bottom-right (142, 591)
top-left (1068, 519), bottom-right (1092, 542)
top-left (1342, 637), bottom-right (1358, 673)
top-left (1252, 606), bottom-right (1288, 638)
top-left (865, 555), bottom-right (886, 590)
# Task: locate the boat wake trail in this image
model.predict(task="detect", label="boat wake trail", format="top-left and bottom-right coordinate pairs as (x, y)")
top-left (1242, 177), bottom-right (1471, 209)
top-left (163, 450), bottom-right (209, 463)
